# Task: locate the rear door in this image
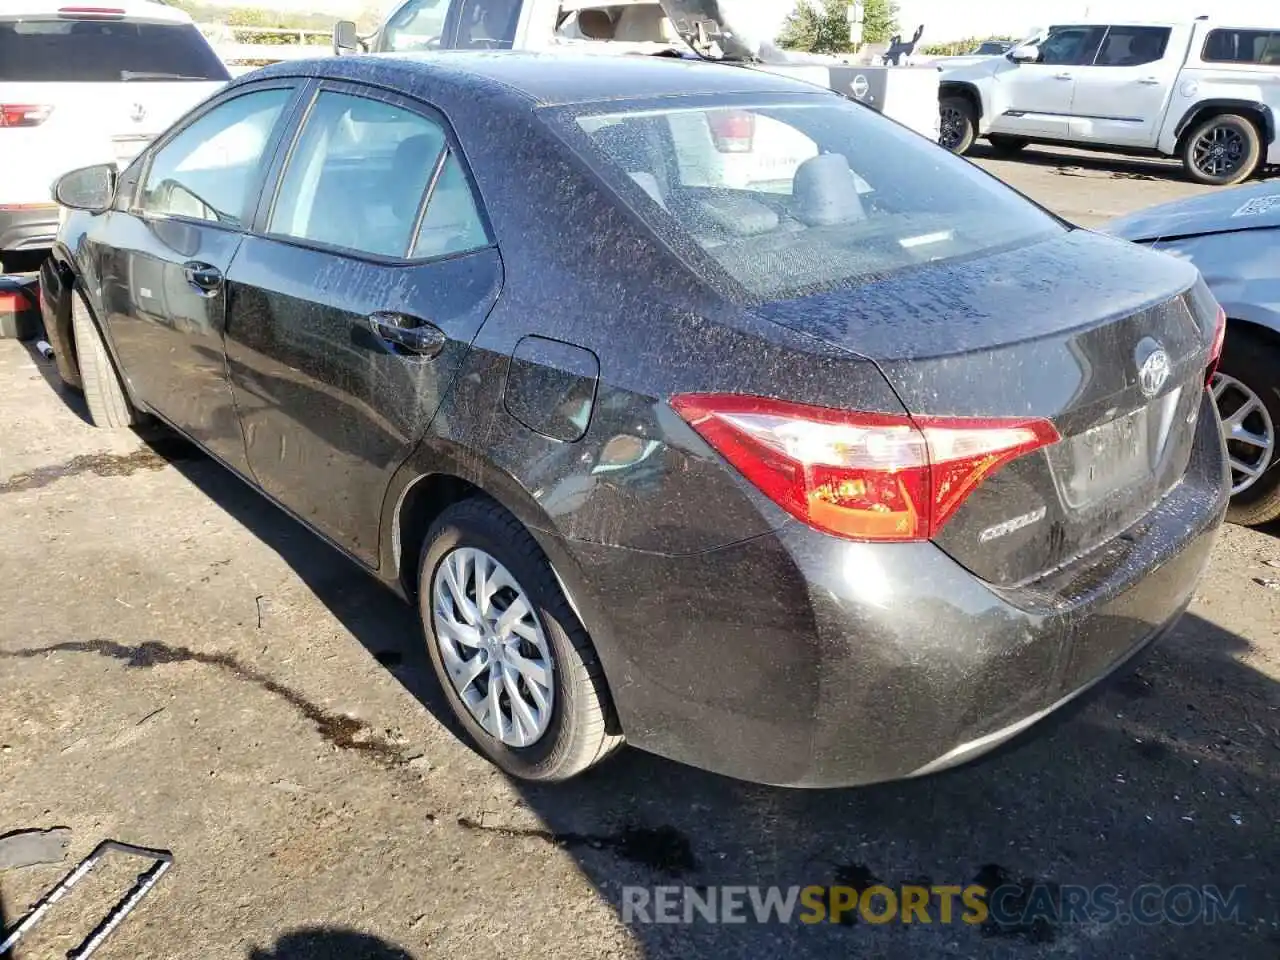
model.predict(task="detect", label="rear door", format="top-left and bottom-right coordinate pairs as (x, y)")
top-left (1068, 25), bottom-right (1182, 147)
top-left (224, 82), bottom-right (501, 564)
top-left (100, 81), bottom-right (301, 471)
top-left (993, 25), bottom-right (1105, 138)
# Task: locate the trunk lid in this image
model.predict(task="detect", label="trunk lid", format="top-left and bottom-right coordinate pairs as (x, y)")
top-left (754, 230), bottom-right (1219, 586)
top-left (1105, 182), bottom-right (1280, 243)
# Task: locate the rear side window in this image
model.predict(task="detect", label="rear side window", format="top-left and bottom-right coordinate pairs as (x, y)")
top-left (1202, 28), bottom-right (1280, 65)
top-left (268, 91), bottom-right (488, 260)
top-left (0, 19), bottom-right (229, 82)
top-left (1093, 26), bottom-right (1171, 66)
top-left (553, 99), bottom-right (1063, 301)
top-left (140, 88), bottom-right (292, 226)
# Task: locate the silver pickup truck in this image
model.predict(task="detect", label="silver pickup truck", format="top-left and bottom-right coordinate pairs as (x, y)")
top-left (332, 0), bottom-right (941, 143)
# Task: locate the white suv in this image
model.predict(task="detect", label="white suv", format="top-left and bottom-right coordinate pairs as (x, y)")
top-left (938, 18), bottom-right (1280, 185)
top-left (0, 0), bottom-right (229, 260)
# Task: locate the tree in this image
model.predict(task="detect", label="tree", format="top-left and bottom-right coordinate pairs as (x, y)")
top-left (777, 0), bottom-right (900, 54)
top-left (861, 0), bottom-right (900, 46)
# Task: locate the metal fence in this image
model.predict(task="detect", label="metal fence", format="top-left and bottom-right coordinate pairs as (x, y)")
top-left (198, 23), bottom-right (335, 68)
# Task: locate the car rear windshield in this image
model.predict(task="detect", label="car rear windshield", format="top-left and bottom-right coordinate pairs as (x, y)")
top-left (0, 18), bottom-right (229, 82)
top-left (548, 97), bottom-right (1064, 301)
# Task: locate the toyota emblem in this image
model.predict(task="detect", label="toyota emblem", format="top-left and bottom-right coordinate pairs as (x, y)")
top-left (1135, 337), bottom-right (1171, 398)
top-left (850, 74), bottom-right (870, 100)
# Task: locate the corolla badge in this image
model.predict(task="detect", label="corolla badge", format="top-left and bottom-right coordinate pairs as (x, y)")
top-left (1134, 337), bottom-right (1172, 398)
top-left (130, 103), bottom-right (147, 123)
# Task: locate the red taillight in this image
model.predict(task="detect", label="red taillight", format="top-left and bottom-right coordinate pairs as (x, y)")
top-left (671, 394), bottom-right (1060, 542)
top-left (0, 290), bottom-right (33, 313)
top-left (1206, 306), bottom-right (1226, 386)
top-left (0, 104), bottom-right (53, 128)
top-left (707, 109), bottom-right (755, 154)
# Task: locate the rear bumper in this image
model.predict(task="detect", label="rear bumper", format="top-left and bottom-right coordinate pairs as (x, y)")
top-left (553, 390), bottom-right (1229, 788)
top-left (0, 205), bottom-right (59, 254)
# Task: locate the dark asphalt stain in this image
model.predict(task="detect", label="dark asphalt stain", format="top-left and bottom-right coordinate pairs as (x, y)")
top-left (1, 639), bottom-right (406, 766)
top-left (456, 817), bottom-right (697, 877)
top-left (973, 863), bottom-right (1058, 943)
top-left (374, 649), bottom-right (404, 668)
top-left (0, 438), bottom-right (199, 494)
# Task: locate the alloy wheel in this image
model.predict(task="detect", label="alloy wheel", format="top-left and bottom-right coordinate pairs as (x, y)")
top-left (1211, 372), bottom-right (1276, 496)
top-left (431, 547), bottom-right (554, 747)
top-left (1192, 125), bottom-right (1246, 180)
top-left (939, 105), bottom-right (965, 151)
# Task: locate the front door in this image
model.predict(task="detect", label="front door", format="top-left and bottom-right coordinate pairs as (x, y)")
top-left (225, 83), bottom-right (501, 564)
top-left (994, 25), bottom-right (1106, 139)
top-left (100, 83), bottom-right (299, 471)
top-left (1069, 25), bottom-right (1182, 147)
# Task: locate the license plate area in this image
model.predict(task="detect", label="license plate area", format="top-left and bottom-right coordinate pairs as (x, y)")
top-left (1056, 405), bottom-right (1156, 509)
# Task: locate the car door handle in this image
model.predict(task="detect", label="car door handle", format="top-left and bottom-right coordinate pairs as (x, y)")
top-left (1053, 72), bottom-right (1073, 80)
top-left (367, 312), bottom-right (446, 359)
top-left (1137, 76), bottom-right (1161, 84)
top-left (183, 261), bottom-right (223, 296)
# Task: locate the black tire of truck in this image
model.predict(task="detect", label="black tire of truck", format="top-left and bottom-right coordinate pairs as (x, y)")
top-left (1181, 113), bottom-right (1262, 187)
top-left (939, 96), bottom-right (977, 155)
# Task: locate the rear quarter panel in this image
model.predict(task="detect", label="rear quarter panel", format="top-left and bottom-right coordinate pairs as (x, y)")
top-left (1154, 228), bottom-right (1280, 332)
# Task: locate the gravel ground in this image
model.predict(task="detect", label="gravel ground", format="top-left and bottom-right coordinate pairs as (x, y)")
top-left (1, 145), bottom-right (1277, 960)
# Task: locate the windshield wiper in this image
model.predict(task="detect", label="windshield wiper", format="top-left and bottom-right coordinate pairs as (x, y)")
top-left (121, 71), bottom-right (214, 81)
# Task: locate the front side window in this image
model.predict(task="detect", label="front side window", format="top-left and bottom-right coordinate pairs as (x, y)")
top-left (1202, 28), bottom-right (1280, 65)
top-left (382, 0), bottom-right (450, 51)
top-left (1036, 25), bottom-right (1105, 65)
top-left (0, 18), bottom-right (229, 82)
top-left (268, 91), bottom-right (487, 260)
top-left (553, 97), bottom-right (1063, 301)
top-left (1093, 26), bottom-right (1171, 66)
top-left (140, 88), bottom-right (292, 226)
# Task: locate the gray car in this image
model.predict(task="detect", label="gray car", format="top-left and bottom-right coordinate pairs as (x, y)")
top-left (1108, 184), bottom-right (1280, 525)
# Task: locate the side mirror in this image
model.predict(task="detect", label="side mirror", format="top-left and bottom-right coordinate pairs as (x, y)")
top-left (1008, 44), bottom-right (1039, 63)
top-left (333, 19), bottom-right (359, 55)
top-left (52, 163), bottom-right (117, 214)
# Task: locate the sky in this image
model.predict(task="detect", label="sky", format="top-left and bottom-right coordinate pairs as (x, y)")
top-left (201, 0), bottom-right (1272, 43)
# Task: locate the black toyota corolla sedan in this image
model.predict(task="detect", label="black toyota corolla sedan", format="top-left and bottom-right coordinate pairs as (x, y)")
top-left (41, 51), bottom-right (1230, 788)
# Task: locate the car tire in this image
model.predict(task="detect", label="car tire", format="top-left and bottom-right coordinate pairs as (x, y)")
top-left (418, 496), bottom-right (623, 782)
top-left (1214, 328), bottom-right (1280, 526)
top-left (70, 290), bottom-right (143, 429)
top-left (939, 96), bottom-right (977, 154)
top-left (1181, 114), bottom-right (1262, 186)
top-left (987, 134), bottom-right (1028, 155)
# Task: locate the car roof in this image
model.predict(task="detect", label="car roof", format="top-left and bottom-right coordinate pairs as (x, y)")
top-left (0, 0), bottom-right (192, 22)
top-left (255, 50), bottom-right (831, 108)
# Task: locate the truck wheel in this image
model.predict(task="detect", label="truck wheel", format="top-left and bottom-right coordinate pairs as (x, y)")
top-left (1182, 114), bottom-right (1261, 186)
top-left (939, 96), bottom-right (976, 154)
top-left (70, 291), bottom-right (143, 429)
top-left (987, 135), bottom-right (1028, 155)
top-left (1213, 327), bottom-right (1280, 526)
top-left (418, 497), bottom-right (623, 782)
